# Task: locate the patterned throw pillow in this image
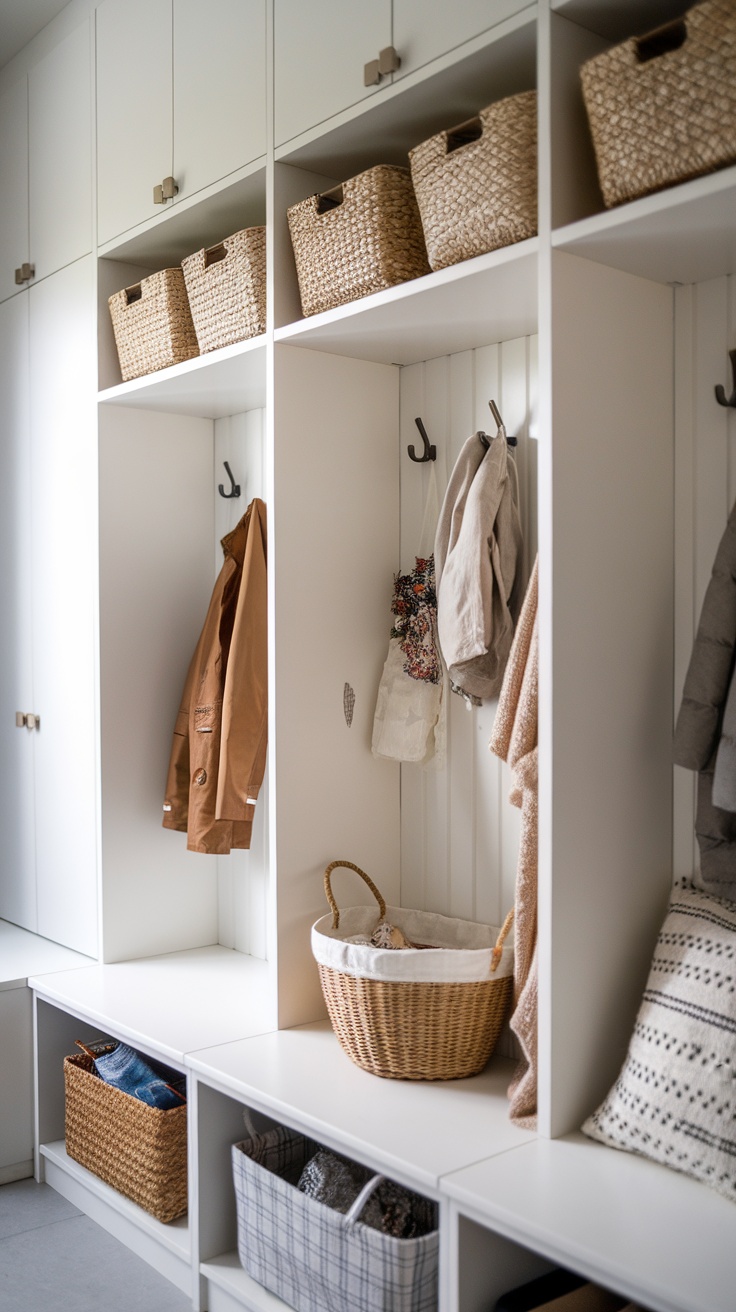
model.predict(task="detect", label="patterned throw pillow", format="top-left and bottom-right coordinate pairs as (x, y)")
top-left (583, 885), bottom-right (736, 1203)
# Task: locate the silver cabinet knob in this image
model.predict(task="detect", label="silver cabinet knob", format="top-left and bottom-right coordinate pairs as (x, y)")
top-left (14, 263), bottom-right (35, 285)
top-left (153, 176), bottom-right (179, 204)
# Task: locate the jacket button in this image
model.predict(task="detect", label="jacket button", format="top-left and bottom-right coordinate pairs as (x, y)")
top-left (193, 768), bottom-right (207, 786)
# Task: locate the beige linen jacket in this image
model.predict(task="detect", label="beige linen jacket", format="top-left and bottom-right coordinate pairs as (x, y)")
top-left (162, 498), bottom-right (268, 854)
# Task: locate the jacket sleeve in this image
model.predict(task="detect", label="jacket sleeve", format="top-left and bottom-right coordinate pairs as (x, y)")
top-left (674, 505), bottom-right (736, 772)
top-left (162, 656), bottom-right (196, 833)
top-left (216, 499), bottom-right (268, 820)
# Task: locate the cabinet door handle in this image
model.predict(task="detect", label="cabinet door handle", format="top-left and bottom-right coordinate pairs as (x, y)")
top-left (14, 263), bottom-right (35, 285)
top-left (364, 58), bottom-right (381, 86)
top-left (16, 712), bottom-right (40, 730)
top-left (378, 46), bottom-right (401, 76)
top-left (153, 175), bottom-right (179, 204)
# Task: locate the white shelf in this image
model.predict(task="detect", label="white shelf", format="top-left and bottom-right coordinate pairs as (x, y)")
top-left (0, 920), bottom-right (93, 990)
top-left (275, 241), bottom-right (538, 365)
top-left (98, 336), bottom-right (267, 418)
top-left (41, 1141), bottom-right (192, 1295)
top-left (30, 946), bottom-right (276, 1065)
top-left (443, 1132), bottom-right (735, 1312)
top-left (187, 1020), bottom-right (534, 1196)
top-left (202, 1253), bottom-right (289, 1312)
top-left (552, 166), bottom-right (736, 286)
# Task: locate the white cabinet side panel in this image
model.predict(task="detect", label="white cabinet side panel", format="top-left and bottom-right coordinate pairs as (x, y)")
top-left (173, 0), bottom-right (266, 203)
top-left (98, 406), bottom-right (218, 961)
top-left (30, 258), bottom-right (98, 957)
top-left (0, 76), bottom-right (29, 304)
top-left (399, 338), bottom-right (537, 937)
top-left (95, 0), bottom-right (173, 246)
top-left (29, 19), bottom-right (93, 281)
top-left (0, 986), bottom-right (33, 1173)
top-left (0, 293), bottom-right (36, 931)
top-left (214, 410), bottom-right (269, 959)
top-left (545, 251), bottom-right (674, 1136)
top-left (272, 345), bottom-right (400, 1028)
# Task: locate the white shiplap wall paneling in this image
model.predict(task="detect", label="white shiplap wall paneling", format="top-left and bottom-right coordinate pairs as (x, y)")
top-left (214, 409), bottom-right (269, 958)
top-left (399, 337), bottom-right (538, 934)
top-left (673, 276), bottom-right (736, 882)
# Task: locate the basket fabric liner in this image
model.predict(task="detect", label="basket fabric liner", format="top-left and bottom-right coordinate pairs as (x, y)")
top-left (312, 904), bottom-right (513, 983)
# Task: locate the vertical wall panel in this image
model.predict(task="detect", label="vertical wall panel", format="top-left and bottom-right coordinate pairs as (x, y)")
top-left (399, 335), bottom-right (538, 931)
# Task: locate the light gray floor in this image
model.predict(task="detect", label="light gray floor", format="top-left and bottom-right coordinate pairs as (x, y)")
top-left (0, 1178), bottom-right (193, 1310)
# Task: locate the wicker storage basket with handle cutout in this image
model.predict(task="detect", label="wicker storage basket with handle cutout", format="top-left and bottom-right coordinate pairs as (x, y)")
top-left (408, 91), bottom-right (537, 271)
top-left (286, 165), bottom-right (430, 317)
top-left (580, 0), bottom-right (736, 209)
top-left (108, 267), bottom-right (198, 381)
top-left (181, 226), bottom-right (266, 354)
top-left (312, 861), bottom-right (514, 1080)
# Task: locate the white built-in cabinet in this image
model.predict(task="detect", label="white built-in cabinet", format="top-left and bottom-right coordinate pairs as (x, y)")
top-left (0, 258), bottom-right (98, 958)
top-left (0, 0), bottom-right (734, 1309)
top-left (96, 0), bottom-right (266, 247)
top-left (0, 17), bottom-right (92, 303)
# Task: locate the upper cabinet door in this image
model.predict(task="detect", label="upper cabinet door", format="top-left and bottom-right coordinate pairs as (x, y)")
top-left (96, 0), bottom-right (173, 247)
top-left (29, 20), bottom-right (93, 282)
top-left (0, 78), bottom-right (29, 305)
top-left (274, 0), bottom-right (391, 148)
top-left (173, 0), bottom-right (266, 202)
top-left (392, 0), bottom-right (528, 81)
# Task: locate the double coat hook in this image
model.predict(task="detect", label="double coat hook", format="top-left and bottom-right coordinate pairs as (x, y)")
top-left (218, 461), bottom-right (241, 498)
top-left (715, 350), bottom-right (736, 409)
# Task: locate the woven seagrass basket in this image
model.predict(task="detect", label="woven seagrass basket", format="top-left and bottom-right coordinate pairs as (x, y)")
top-left (181, 227), bottom-right (266, 354)
top-left (108, 267), bottom-right (199, 381)
top-left (287, 165), bottom-right (430, 317)
top-left (312, 861), bottom-right (514, 1081)
top-left (408, 91), bottom-right (537, 272)
top-left (64, 1052), bottom-right (188, 1222)
top-left (580, 0), bottom-right (736, 209)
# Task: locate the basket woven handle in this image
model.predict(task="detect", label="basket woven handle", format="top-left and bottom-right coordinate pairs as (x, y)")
top-left (490, 906), bottom-right (514, 975)
top-left (324, 860), bottom-right (386, 930)
top-left (634, 17), bottom-right (686, 63)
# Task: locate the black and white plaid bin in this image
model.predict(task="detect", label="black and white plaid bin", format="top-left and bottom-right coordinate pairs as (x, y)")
top-left (231, 1124), bottom-right (439, 1312)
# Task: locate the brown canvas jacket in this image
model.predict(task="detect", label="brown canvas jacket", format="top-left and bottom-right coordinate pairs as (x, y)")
top-left (162, 498), bottom-right (268, 854)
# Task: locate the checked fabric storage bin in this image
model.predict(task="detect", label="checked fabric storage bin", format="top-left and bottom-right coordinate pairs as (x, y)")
top-left (108, 267), bottom-right (199, 381)
top-left (64, 1052), bottom-right (188, 1222)
top-left (287, 165), bottom-right (430, 317)
top-left (181, 226), bottom-right (266, 354)
top-left (312, 862), bottom-right (514, 1080)
top-left (232, 1122), bottom-right (439, 1312)
top-left (580, 0), bottom-right (736, 208)
top-left (408, 91), bottom-right (537, 271)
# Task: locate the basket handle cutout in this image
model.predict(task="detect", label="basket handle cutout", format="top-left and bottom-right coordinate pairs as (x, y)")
top-left (490, 906), bottom-right (514, 974)
top-left (204, 242), bottom-right (227, 268)
top-left (446, 116), bottom-right (482, 153)
top-left (323, 860), bottom-right (386, 929)
top-left (124, 284), bottom-right (142, 305)
top-left (635, 17), bottom-right (686, 63)
top-left (316, 184), bottom-right (344, 215)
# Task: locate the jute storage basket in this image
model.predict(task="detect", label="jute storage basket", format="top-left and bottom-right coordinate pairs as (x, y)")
top-left (181, 226), bottom-right (266, 354)
top-left (408, 91), bottom-right (537, 272)
top-left (108, 267), bottom-right (199, 381)
top-left (232, 1123), bottom-right (439, 1312)
top-left (287, 165), bottom-right (430, 317)
top-left (64, 1052), bottom-right (188, 1222)
top-left (580, 0), bottom-right (736, 209)
top-left (312, 861), bottom-right (514, 1081)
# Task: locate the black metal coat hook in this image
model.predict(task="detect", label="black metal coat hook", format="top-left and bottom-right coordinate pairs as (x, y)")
top-left (715, 350), bottom-right (736, 409)
top-left (218, 461), bottom-right (241, 498)
top-left (408, 417), bottom-right (436, 463)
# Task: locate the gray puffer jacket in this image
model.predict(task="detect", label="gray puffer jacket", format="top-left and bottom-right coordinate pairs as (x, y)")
top-left (674, 501), bottom-right (736, 898)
